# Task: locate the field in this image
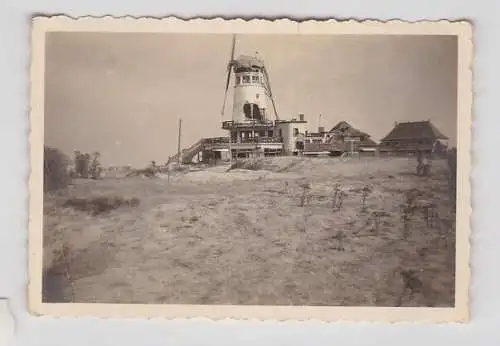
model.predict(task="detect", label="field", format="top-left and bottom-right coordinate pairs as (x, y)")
top-left (42, 156), bottom-right (456, 307)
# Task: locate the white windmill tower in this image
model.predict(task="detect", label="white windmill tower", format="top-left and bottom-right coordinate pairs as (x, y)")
top-left (220, 35), bottom-right (279, 124)
top-left (219, 35), bottom-right (292, 159)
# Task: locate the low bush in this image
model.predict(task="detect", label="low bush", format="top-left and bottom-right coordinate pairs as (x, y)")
top-left (227, 159), bottom-right (264, 171)
top-left (62, 196), bottom-right (140, 216)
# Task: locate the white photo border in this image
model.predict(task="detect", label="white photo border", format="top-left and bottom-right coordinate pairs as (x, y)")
top-left (28, 16), bottom-right (473, 322)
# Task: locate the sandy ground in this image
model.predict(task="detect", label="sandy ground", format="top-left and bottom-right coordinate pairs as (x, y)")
top-left (42, 156), bottom-right (456, 307)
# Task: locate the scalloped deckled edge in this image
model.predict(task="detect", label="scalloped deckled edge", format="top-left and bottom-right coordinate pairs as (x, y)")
top-left (27, 15), bottom-right (473, 323)
top-left (30, 15), bottom-right (473, 35)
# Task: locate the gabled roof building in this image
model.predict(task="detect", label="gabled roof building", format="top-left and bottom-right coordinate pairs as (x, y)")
top-left (379, 120), bottom-right (449, 153)
top-left (327, 121), bottom-right (378, 152)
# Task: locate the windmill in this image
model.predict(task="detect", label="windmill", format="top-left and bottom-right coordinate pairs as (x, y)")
top-left (219, 35), bottom-right (279, 122)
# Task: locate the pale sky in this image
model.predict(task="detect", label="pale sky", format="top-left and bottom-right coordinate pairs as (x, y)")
top-left (44, 33), bottom-right (457, 167)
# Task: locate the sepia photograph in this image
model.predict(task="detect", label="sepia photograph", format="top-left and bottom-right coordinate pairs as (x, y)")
top-left (29, 18), bottom-right (472, 321)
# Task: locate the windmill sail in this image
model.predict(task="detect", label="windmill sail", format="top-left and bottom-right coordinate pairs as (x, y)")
top-left (262, 66), bottom-right (279, 120)
top-left (220, 35), bottom-right (236, 119)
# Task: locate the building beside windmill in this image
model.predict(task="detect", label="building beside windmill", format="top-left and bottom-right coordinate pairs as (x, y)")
top-left (325, 121), bottom-right (379, 155)
top-left (379, 120), bottom-right (449, 155)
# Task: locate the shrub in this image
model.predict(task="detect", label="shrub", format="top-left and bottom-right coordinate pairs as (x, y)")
top-left (44, 146), bottom-right (71, 192)
top-left (227, 159), bottom-right (263, 171)
top-left (62, 196), bottom-right (140, 216)
top-left (125, 167), bottom-right (157, 178)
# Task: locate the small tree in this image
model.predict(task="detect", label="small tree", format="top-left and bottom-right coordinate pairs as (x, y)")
top-left (73, 150), bottom-right (82, 177)
top-left (44, 146), bottom-right (71, 192)
top-left (82, 153), bottom-right (91, 178)
top-left (89, 151), bottom-right (102, 179)
top-left (74, 152), bottom-right (91, 178)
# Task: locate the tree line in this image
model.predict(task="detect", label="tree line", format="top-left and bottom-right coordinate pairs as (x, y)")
top-left (72, 151), bottom-right (102, 179)
top-left (44, 146), bottom-right (103, 192)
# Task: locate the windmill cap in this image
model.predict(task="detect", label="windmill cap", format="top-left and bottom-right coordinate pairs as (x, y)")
top-left (233, 55), bottom-right (265, 69)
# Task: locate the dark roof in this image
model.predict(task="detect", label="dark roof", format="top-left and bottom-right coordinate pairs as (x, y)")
top-left (329, 121), bottom-right (350, 133)
top-left (358, 137), bottom-right (378, 147)
top-left (328, 121), bottom-right (369, 138)
top-left (345, 127), bottom-right (367, 137)
top-left (381, 120), bottom-right (449, 142)
top-left (233, 55), bottom-right (265, 71)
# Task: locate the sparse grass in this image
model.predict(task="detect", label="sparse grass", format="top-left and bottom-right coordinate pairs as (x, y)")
top-left (42, 157), bottom-right (456, 307)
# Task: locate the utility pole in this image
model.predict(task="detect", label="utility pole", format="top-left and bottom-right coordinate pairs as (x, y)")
top-left (177, 118), bottom-right (182, 165)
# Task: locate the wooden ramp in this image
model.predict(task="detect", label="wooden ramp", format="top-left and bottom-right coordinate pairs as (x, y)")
top-left (168, 138), bottom-right (205, 164)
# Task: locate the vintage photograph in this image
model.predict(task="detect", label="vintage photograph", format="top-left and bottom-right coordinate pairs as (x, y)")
top-left (29, 18), bottom-right (472, 321)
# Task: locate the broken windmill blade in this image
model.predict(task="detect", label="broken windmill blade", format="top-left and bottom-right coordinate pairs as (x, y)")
top-left (220, 34), bottom-right (236, 119)
top-left (262, 66), bottom-right (279, 121)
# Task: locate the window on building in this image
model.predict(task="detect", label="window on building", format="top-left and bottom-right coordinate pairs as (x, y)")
top-left (252, 75), bottom-right (259, 83)
top-left (235, 76), bottom-right (241, 85)
top-left (256, 94), bottom-right (259, 99)
top-left (242, 75), bottom-right (251, 84)
top-left (293, 128), bottom-right (299, 136)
